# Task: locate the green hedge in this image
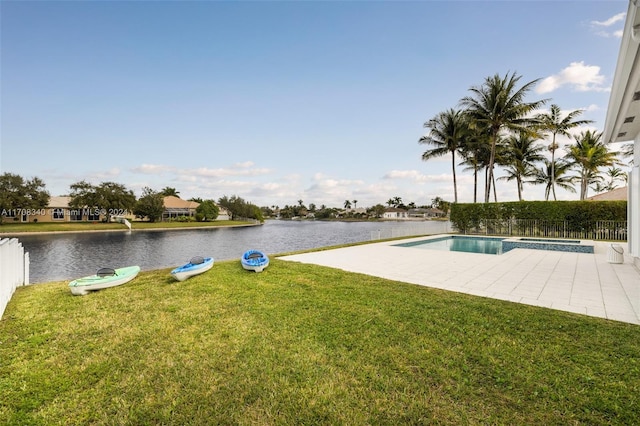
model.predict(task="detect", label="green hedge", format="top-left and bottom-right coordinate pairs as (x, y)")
top-left (450, 201), bottom-right (627, 233)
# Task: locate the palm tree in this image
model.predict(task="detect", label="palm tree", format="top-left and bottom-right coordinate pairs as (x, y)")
top-left (604, 166), bottom-right (626, 191)
top-left (419, 108), bottom-right (470, 203)
top-left (498, 131), bottom-right (545, 201)
top-left (461, 72), bottom-right (547, 203)
top-left (535, 104), bottom-right (592, 200)
top-left (344, 200), bottom-right (352, 210)
top-left (532, 159), bottom-right (576, 200)
top-left (565, 130), bottom-right (620, 200)
top-left (161, 187), bottom-right (180, 198)
top-left (386, 196), bottom-right (403, 208)
top-left (353, 200), bottom-right (358, 209)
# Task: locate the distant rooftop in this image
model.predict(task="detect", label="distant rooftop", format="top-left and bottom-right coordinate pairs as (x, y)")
top-left (587, 187), bottom-right (628, 201)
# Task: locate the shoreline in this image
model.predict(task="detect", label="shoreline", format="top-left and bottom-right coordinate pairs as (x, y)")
top-left (0, 222), bottom-right (262, 237)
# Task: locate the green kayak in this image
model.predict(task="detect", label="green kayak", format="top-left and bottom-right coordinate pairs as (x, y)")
top-left (69, 265), bottom-right (140, 296)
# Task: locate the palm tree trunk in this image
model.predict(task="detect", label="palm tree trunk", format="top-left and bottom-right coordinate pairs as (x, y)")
top-left (545, 183), bottom-right (551, 201)
top-left (485, 163), bottom-right (493, 203)
top-left (451, 152), bottom-right (458, 203)
top-left (473, 166), bottom-right (478, 203)
top-left (517, 175), bottom-right (523, 201)
top-left (484, 168), bottom-right (489, 203)
top-left (485, 134), bottom-right (497, 203)
top-left (551, 133), bottom-right (557, 201)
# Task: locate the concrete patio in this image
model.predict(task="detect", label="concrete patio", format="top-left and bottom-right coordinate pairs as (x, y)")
top-left (278, 237), bottom-right (640, 325)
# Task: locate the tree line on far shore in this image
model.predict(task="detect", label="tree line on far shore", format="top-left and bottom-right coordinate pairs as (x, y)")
top-left (0, 173), bottom-right (452, 224)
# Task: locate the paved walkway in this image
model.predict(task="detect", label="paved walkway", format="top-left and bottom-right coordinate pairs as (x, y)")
top-left (278, 237), bottom-right (640, 325)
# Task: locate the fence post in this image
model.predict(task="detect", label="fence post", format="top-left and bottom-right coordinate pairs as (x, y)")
top-left (24, 252), bottom-right (30, 285)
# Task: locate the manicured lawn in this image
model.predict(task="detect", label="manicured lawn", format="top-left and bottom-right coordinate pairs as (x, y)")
top-left (0, 220), bottom-right (254, 234)
top-left (1, 260), bottom-right (639, 424)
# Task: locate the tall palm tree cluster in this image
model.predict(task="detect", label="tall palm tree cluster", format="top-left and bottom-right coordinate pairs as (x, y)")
top-left (419, 72), bottom-right (625, 203)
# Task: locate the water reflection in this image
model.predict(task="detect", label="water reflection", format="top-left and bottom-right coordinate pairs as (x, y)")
top-left (15, 220), bottom-right (450, 283)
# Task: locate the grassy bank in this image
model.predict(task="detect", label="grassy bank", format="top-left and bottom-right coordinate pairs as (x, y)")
top-left (1, 260), bottom-right (639, 424)
top-left (0, 220), bottom-right (254, 234)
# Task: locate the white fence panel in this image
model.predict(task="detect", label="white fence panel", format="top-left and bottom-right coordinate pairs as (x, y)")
top-left (370, 221), bottom-right (453, 240)
top-left (0, 238), bottom-right (30, 319)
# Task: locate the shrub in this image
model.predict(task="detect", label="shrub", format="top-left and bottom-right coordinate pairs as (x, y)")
top-left (450, 201), bottom-right (627, 233)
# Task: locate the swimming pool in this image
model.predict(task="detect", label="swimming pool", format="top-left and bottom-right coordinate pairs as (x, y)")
top-left (395, 236), bottom-right (504, 255)
top-left (394, 235), bottom-right (595, 255)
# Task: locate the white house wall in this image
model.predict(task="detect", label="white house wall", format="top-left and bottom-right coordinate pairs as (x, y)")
top-left (631, 134), bottom-right (640, 266)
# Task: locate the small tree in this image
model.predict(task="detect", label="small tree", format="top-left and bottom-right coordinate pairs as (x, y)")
top-left (369, 204), bottom-right (386, 218)
top-left (218, 195), bottom-right (264, 222)
top-left (431, 196), bottom-right (451, 215)
top-left (96, 182), bottom-right (136, 222)
top-left (196, 200), bottom-right (219, 221)
top-left (0, 173), bottom-right (50, 223)
top-left (134, 187), bottom-right (165, 222)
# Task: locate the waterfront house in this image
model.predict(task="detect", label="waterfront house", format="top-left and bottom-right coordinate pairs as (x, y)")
top-left (603, 0), bottom-right (640, 269)
top-left (382, 208), bottom-right (408, 220)
top-left (161, 196), bottom-right (230, 221)
top-left (407, 208), bottom-right (446, 219)
top-left (162, 196), bottom-right (199, 221)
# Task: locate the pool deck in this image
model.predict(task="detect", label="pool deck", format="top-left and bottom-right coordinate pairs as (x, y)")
top-left (278, 236), bottom-right (640, 325)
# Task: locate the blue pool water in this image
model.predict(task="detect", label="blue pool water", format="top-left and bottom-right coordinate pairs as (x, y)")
top-left (395, 236), bottom-right (504, 255)
top-left (395, 235), bottom-right (595, 255)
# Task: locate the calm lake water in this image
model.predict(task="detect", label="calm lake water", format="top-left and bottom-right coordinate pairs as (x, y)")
top-left (14, 220), bottom-right (452, 283)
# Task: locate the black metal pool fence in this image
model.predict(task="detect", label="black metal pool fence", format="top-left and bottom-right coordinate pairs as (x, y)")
top-left (457, 219), bottom-right (628, 241)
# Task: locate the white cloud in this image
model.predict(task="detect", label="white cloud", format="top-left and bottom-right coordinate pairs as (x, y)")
top-left (591, 12), bottom-right (625, 27)
top-left (299, 174), bottom-right (372, 206)
top-left (131, 164), bottom-right (175, 174)
top-left (536, 62), bottom-right (609, 94)
top-left (90, 168), bottom-right (121, 180)
top-left (383, 170), bottom-right (452, 184)
top-left (131, 162), bottom-right (271, 178)
top-left (190, 165), bottom-right (271, 178)
top-left (590, 12), bottom-right (625, 38)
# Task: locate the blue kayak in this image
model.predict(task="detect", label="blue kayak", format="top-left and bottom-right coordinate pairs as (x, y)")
top-left (171, 256), bottom-right (214, 281)
top-left (241, 250), bottom-right (269, 272)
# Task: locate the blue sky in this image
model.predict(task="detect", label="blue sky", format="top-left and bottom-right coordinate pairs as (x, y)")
top-left (0, 1), bottom-right (628, 208)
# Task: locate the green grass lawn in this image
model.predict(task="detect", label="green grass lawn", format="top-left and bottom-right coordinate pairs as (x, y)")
top-left (0, 220), bottom-right (254, 233)
top-left (1, 259), bottom-right (639, 424)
